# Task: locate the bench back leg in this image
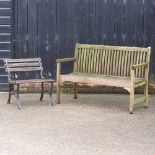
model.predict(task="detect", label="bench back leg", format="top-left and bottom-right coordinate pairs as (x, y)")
top-left (73, 83), bottom-right (78, 99)
top-left (40, 82), bottom-right (44, 101)
top-left (57, 63), bottom-right (61, 104)
top-left (144, 83), bottom-right (148, 108)
top-left (49, 83), bottom-right (54, 106)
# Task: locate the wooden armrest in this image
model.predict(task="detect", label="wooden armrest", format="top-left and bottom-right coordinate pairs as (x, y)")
top-left (56, 57), bottom-right (76, 63)
top-left (131, 63), bottom-right (148, 69)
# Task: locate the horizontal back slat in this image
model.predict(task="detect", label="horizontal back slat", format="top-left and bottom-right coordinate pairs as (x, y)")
top-left (4, 58), bottom-right (42, 73)
top-left (74, 44), bottom-right (150, 78)
top-left (6, 58), bottom-right (41, 63)
top-left (6, 62), bottom-right (40, 68)
top-left (7, 67), bottom-right (41, 72)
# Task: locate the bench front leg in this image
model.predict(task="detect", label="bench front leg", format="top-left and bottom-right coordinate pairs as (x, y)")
top-left (16, 84), bottom-right (21, 110)
top-left (7, 84), bottom-right (14, 104)
top-left (130, 69), bottom-right (135, 114)
top-left (40, 82), bottom-right (44, 101)
top-left (57, 62), bottom-right (61, 104)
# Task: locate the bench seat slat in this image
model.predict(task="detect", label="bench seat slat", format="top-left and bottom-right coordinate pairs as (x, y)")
top-left (9, 79), bottom-right (54, 84)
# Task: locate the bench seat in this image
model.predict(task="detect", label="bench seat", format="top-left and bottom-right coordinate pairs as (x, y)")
top-left (60, 73), bottom-right (146, 92)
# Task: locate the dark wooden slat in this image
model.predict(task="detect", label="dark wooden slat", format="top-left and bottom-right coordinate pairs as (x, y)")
top-left (104, 0), bottom-right (115, 45)
top-left (0, 1), bottom-right (11, 8)
top-left (0, 34), bottom-right (10, 41)
top-left (0, 18), bottom-right (11, 25)
top-left (16, 0), bottom-right (28, 58)
top-left (0, 9), bottom-right (11, 16)
top-left (85, 0), bottom-right (96, 43)
top-left (8, 67), bottom-right (41, 72)
top-left (38, 0), bottom-right (47, 69)
top-left (27, 0), bottom-right (37, 58)
top-left (0, 26), bottom-right (11, 33)
top-left (0, 42), bottom-right (11, 50)
top-left (0, 83), bottom-right (8, 91)
top-left (134, 0), bottom-right (144, 47)
top-left (125, 0), bottom-right (134, 46)
top-left (114, 0), bottom-right (125, 46)
top-left (47, 0), bottom-right (56, 78)
top-left (95, 0), bottom-right (106, 44)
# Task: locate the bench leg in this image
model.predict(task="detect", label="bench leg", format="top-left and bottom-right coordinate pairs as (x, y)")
top-left (57, 80), bottom-right (60, 104)
top-left (73, 83), bottom-right (78, 99)
top-left (144, 83), bottom-right (148, 108)
top-left (40, 82), bottom-right (44, 101)
top-left (49, 82), bottom-right (54, 106)
top-left (7, 84), bottom-right (13, 104)
top-left (129, 90), bottom-right (134, 114)
top-left (16, 84), bottom-right (21, 110)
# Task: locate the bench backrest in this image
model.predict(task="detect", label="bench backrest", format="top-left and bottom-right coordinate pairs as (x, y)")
top-left (4, 58), bottom-right (43, 81)
top-left (73, 44), bottom-right (151, 78)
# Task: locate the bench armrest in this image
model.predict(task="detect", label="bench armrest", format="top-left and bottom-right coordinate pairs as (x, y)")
top-left (131, 63), bottom-right (148, 69)
top-left (56, 57), bottom-right (76, 63)
top-left (42, 71), bottom-right (52, 79)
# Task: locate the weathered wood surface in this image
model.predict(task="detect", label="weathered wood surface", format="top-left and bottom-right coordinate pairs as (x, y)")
top-left (10, 79), bottom-right (54, 84)
top-left (57, 44), bottom-right (151, 114)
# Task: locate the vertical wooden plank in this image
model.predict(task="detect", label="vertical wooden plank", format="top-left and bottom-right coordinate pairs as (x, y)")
top-left (16, 0), bottom-right (28, 58)
top-left (114, 0), bottom-right (125, 46)
top-left (104, 0), bottom-right (115, 45)
top-left (109, 49), bottom-right (114, 75)
top-left (126, 51), bottom-right (131, 77)
top-left (117, 50), bottom-right (123, 76)
top-left (134, 0), bottom-right (144, 47)
top-left (101, 49), bottom-right (106, 74)
top-left (125, 0), bottom-right (134, 46)
top-left (144, 0), bottom-right (154, 79)
top-left (66, 0), bottom-right (75, 59)
top-left (47, 0), bottom-right (57, 78)
top-left (38, 0), bottom-right (47, 70)
top-left (57, 0), bottom-right (68, 74)
top-left (95, 0), bottom-right (106, 44)
top-left (120, 51), bottom-right (125, 76)
top-left (114, 50), bottom-right (119, 76)
top-left (27, 0), bottom-right (37, 58)
top-left (85, 0), bottom-right (96, 43)
top-left (88, 48), bottom-right (92, 73)
top-left (112, 50), bottom-right (117, 75)
top-left (74, 0), bottom-right (86, 43)
top-left (103, 49), bottom-right (108, 74)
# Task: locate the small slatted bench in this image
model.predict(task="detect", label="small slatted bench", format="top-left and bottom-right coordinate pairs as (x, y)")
top-left (56, 43), bottom-right (151, 114)
top-left (4, 58), bottom-right (54, 109)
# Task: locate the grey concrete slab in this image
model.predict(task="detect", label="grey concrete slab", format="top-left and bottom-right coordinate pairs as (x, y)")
top-left (0, 93), bottom-right (155, 155)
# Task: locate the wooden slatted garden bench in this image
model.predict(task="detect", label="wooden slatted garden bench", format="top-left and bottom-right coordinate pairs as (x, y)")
top-left (4, 58), bottom-right (54, 109)
top-left (56, 43), bottom-right (151, 114)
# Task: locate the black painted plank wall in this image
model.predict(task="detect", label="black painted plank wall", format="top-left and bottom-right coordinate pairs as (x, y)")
top-left (0, 0), bottom-right (13, 90)
top-left (13, 0), bottom-right (155, 80)
top-left (1, 0), bottom-right (155, 90)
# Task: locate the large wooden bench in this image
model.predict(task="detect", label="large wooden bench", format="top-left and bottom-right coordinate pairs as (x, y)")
top-left (56, 43), bottom-right (151, 114)
top-left (4, 58), bottom-right (54, 109)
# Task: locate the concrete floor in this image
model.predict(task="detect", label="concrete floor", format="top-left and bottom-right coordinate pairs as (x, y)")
top-left (0, 93), bottom-right (155, 155)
